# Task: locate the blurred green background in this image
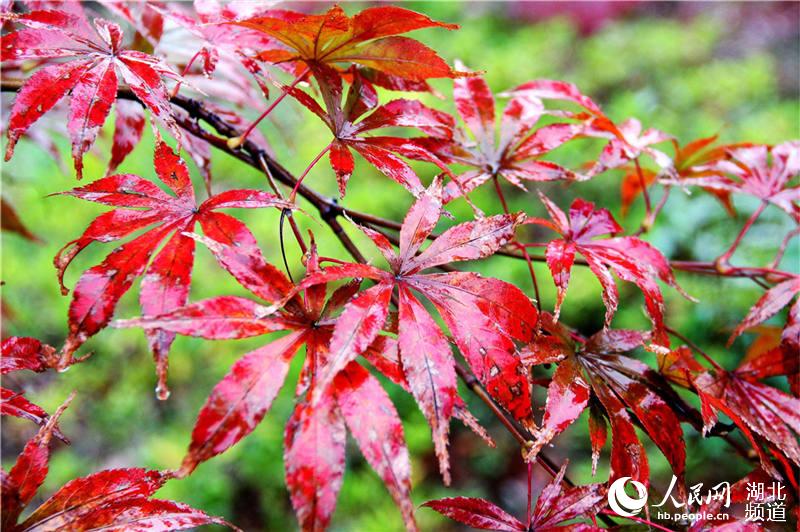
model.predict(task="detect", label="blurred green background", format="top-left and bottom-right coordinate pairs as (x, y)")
top-left (2, 2), bottom-right (798, 530)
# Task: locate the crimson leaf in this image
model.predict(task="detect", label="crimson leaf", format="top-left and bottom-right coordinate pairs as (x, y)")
top-left (56, 139), bottom-right (289, 397)
top-left (2, 8), bottom-right (184, 177)
top-left (296, 178), bottom-right (537, 482)
top-left (526, 192), bottom-right (689, 345)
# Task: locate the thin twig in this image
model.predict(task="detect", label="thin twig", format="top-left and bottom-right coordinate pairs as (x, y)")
top-left (716, 201), bottom-right (767, 268)
top-left (665, 325), bottom-right (723, 372)
top-left (634, 158), bottom-right (653, 215)
top-left (635, 185), bottom-right (670, 236)
top-left (5, 74), bottom-right (789, 283)
top-left (493, 176), bottom-right (542, 312)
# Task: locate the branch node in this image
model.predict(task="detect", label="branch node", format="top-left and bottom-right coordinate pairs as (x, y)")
top-left (320, 199), bottom-right (340, 222)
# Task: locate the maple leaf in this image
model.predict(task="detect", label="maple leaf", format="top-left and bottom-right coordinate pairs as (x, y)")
top-left (55, 139), bottom-right (290, 397)
top-left (522, 319), bottom-right (687, 487)
top-left (432, 64), bottom-right (585, 202)
top-left (283, 360), bottom-right (419, 530)
top-left (508, 80), bottom-right (674, 175)
top-left (154, 0), bottom-right (278, 99)
top-left (526, 192), bottom-right (689, 344)
top-left (588, 117), bottom-right (674, 175)
top-left (782, 302), bottom-right (800, 395)
top-left (669, 141), bottom-right (800, 221)
top-left (692, 342), bottom-right (800, 475)
top-left (295, 179), bottom-right (538, 482)
top-left (2, 8), bottom-right (183, 178)
top-left (115, 238), bottom-right (479, 530)
top-left (0, 336), bottom-right (67, 441)
top-left (104, 3), bottom-right (277, 181)
top-left (423, 462), bottom-right (605, 531)
top-left (107, 99), bottom-right (146, 175)
top-left (231, 5), bottom-right (460, 86)
top-left (104, 1), bottom-right (164, 53)
top-left (1, 85), bottom-right (68, 171)
top-left (729, 274), bottom-right (800, 345)
top-left (288, 66), bottom-right (454, 197)
top-left (0, 395), bottom-right (234, 532)
top-left (619, 135), bottom-right (753, 216)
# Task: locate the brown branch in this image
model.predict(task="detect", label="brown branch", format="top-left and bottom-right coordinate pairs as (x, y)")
top-left (0, 79), bottom-right (793, 284)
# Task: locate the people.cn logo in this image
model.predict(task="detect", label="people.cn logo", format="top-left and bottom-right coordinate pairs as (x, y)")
top-left (608, 477), bottom-right (648, 517)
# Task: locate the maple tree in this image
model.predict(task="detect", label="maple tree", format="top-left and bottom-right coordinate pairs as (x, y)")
top-left (1, 2), bottom-right (799, 531)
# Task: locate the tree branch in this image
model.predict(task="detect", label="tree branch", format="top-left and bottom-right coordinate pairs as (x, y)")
top-left (1, 78), bottom-right (791, 284)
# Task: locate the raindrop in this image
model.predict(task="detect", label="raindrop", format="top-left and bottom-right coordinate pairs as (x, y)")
top-left (156, 384), bottom-right (171, 401)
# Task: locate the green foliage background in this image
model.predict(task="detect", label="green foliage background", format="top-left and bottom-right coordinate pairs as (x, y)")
top-left (2, 3), bottom-right (798, 530)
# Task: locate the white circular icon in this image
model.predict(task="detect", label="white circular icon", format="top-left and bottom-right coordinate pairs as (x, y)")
top-left (608, 476), bottom-right (648, 517)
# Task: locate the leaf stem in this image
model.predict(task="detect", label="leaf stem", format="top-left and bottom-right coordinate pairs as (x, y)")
top-left (715, 201), bottom-right (767, 269)
top-left (257, 154), bottom-right (308, 255)
top-left (634, 158), bottom-right (653, 216)
top-left (289, 143), bottom-right (332, 203)
top-left (770, 225), bottom-right (799, 269)
top-left (635, 185), bottom-right (670, 236)
top-left (231, 67), bottom-right (310, 148)
top-left (525, 461), bottom-right (533, 528)
top-left (665, 325), bottom-right (724, 372)
top-left (492, 176), bottom-right (542, 312)
top-left (170, 49), bottom-right (203, 99)
top-left (278, 210), bottom-right (295, 283)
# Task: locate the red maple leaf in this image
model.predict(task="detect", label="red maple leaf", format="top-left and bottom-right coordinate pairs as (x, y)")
top-left (423, 462), bottom-right (605, 531)
top-left (288, 66), bottom-right (454, 197)
top-left (424, 63), bottom-right (585, 203)
top-left (114, 237), bottom-right (492, 530)
top-left (589, 117), bottom-right (673, 175)
top-left (526, 192), bottom-right (689, 344)
top-left (0, 337), bottom-right (66, 441)
top-left (108, 99), bottom-right (146, 175)
top-left (295, 179), bottom-right (538, 482)
top-left (0, 395), bottom-right (233, 532)
top-left (104, 3), bottom-right (277, 181)
top-left (153, 0), bottom-right (277, 99)
top-left (522, 320), bottom-right (687, 487)
top-left (730, 274), bottom-right (800, 345)
top-left (231, 5), bottom-right (459, 86)
top-left (55, 139), bottom-right (290, 396)
top-left (2, 8), bottom-right (184, 178)
top-left (0, 93), bottom-right (67, 172)
top-left (104, 1), bottom-right (164, 52)
top-left (619, 135), bottom-right (755, 216)
top-left (508, 80), bottom-right (674, 176)
top-left (671, 141), bottom-right (800, 221)
top-left (691, 342), bottom-right (800, 476)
